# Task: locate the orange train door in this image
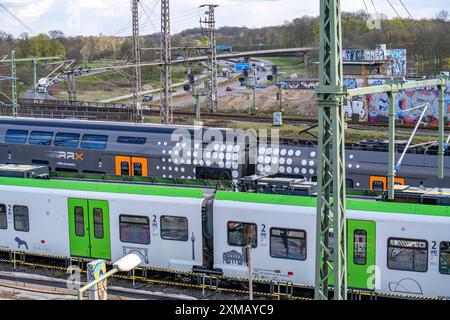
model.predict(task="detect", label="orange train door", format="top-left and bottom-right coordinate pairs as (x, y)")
top-left (369, 176), bottom-right (405, 191)
top-left (115, 156), bottom-right (148, 177)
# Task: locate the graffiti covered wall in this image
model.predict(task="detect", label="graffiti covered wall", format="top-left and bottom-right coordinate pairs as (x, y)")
top-left (367, 83), bottom-right (450, 124)
top-left (342, 45), bottom-right (407, 78)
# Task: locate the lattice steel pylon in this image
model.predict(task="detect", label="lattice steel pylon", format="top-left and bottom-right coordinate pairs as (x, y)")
top-left (132, 0), bottom-right (143, 123)
top-left (10, 50), bottom-right (17, 117)
top-left (200, 4), bottom-right (219, 113)
top-left (314, 0), bottom-right (347, 300)
top-left (160, 0), bottom-right (173, 125)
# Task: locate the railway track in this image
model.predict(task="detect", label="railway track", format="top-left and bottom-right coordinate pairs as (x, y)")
top-left (155, 110), bottom-right (449, 132)
top-left (0, 249), bottom-right (439, 301)
top-left (11, 100), bottom-right (450, 133)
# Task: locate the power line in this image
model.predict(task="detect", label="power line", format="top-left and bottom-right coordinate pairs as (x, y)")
top-left (0, 2), bottom-right (35, 35)
top-left (367, 0), bottom-right (390, 43)
top-left (398, 0), bottom-right (415, 21)
top-left (386, 0), bottom-right (406, 22)
top-left (362, 0), bottom-right (381, 43)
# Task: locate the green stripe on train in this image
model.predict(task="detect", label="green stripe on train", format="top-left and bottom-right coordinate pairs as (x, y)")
top-left (0, 177), bottom-right (205, 199)
top-left (215, 191), bottom-right (450, 217)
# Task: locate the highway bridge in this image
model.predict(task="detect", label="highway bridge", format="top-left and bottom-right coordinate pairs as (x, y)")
top-left (65, 47), bottom-right (318, 74)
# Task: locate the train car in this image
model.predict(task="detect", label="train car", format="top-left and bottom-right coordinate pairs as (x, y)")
top-left (213, 191), bottom-right (450, 298)
top-left (256, 140), bottom-right (450, 190)
top-left (1, 116), bottom-right (449, 191)
top-left (0, 172), bottom-right (449, 298)
top-left (0, 177), bottom-right (213, 272)
top-left (0, 117), bottom-right (254, 184)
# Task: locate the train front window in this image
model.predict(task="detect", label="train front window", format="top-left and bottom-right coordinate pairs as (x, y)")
top-left (54, 133), bottom-right (80, 148)
top-left (440, 242), bottom-right (450, 275)
top-left (227, 221), bottom-right (257, 248)
top-left (354, 230), bottom-right (367, 265)
top-left (120, 215), bottom-right (150, 245)
top-left (93, 208), bottom-right (104, 239)
top-left (29, 131), bottom-right (53, 146)
top-left (13, 206), bottom-right (29, 232)
top-left (161, 216), bottom-right (188, 241)
top-left (270, 228), bottom-right (306, 261)
top-left (5, 130), bottom-right (28, 144)
top-left (387, 238), bottom-right (428, 272)
top-left (0, 204), bottom-right (7, 230)
top-left (81, 135), bottom-right (108, 150)
top-left (74, 206), bottom-right (84, 237)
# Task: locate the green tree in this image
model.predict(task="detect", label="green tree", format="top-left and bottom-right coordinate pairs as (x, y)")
top-left (30, 33), bottom-right (66, 58)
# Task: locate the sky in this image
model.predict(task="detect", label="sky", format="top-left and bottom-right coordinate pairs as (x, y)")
top-left (0, 0), bottom-right (448, 37)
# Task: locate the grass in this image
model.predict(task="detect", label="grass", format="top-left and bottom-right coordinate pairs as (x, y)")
top-left (51, 63), bottom-right (194, 102)
top-left (144, 115), bottom-right (436, 145)
top-left (259, 56), bottom-right (307, 76)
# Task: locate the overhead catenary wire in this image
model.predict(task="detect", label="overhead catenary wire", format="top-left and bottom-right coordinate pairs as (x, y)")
top-left (362, 0), bottom-right (382, 43)
top-left (0, 2), bottom-right (35, 35)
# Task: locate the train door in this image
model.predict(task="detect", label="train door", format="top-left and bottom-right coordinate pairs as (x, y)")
top-left (68, 199), bottom-right (111, 260)
top-left (370, 176), bottom-right (405, 191)
top-left (115, 156), bottom-right (148, 177)
top-left (347, 220), bottom-right (376, 289)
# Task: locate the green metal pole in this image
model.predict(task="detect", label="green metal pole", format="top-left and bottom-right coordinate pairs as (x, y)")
top-left (32, 59), bottom-right (37, 96)
top-left (279, 80), bottom-right (282, 112)
top-left (438, 84), bottom-right (445, 180)
top-left (315, 0), bottom-right (347, 300)
top-left (252, 83), bottom-right (256, 115)
top-left (11, 50), bottom-right (17, 117)
top-left (388, 88), bottom-right (397, 200)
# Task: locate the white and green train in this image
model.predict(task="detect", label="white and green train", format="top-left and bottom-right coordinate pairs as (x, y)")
top-left (0, 176), bottom-right (449, 299)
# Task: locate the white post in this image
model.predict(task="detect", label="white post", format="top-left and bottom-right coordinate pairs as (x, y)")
top-left (245, 245), bottom-right (253, 301)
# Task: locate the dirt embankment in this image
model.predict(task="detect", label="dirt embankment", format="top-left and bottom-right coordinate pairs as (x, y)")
top-left (219, 87), bottom-right (318, 117)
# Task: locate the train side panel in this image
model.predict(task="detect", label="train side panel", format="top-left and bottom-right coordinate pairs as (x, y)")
top-left (0, 185), bottom-right (71, 257)
top-left (213, 199), bottom-right (316, 286)
top-left (373, 213), bottom-right (450, 299)
top-left (0, 184), bottom-right (206, 272)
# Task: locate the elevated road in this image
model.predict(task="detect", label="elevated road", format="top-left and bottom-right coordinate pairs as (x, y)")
top-left (69, 47), bottom-right (318, 74)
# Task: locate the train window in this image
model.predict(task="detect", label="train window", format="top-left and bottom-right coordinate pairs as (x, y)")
top-left (372, 181), bottom-right (384, 191)
top-left (227, 221), bottom-right (257, 248)
top-left (5, 130), bottom-right (28, 144)
top-left (74, 206), bottom-right (84, 237)
top-left (0, 204), bottom-right (7, 230)
top-left (270, 228), bottom-right (306, 261)
top-left (387, 238), bottom-right (428, 272)
top-left (81, 135), bottom-right (108, 150)
top-left (354, 230), bottom-right (367, 265)
top-left (120, 215), bottom-right (150, 245)
top-left (13, 206), bottom-right (29, 232)
top-left (121, 162), bottom-right (130, 176)
top-left (29, 131), bottom-right (53, 146)
top-left (93, 208), bottom-right (104, 239)
top-left (133, 162), bottom-right (143, 177)
top-left (161, 216), bottom-right (188, 241)
top-left (117, 136), bottom-right (147, 145)
top-left (440, 242), bottom-right (450, 275)
top-left (54, 133), bottom-right (80, 148)
top-left (346, 179), bottom-right (354, 189)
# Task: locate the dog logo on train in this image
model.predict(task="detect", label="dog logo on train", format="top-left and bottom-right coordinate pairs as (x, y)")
top-left (14, 237), bottom-right (28, 250)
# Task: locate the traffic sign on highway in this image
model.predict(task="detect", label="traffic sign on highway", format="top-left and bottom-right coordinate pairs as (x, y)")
top-left (235, 63), bottom-right (251, 72)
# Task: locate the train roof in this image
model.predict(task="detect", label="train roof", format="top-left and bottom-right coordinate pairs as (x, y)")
top-left (215, 191), bottom-right (450, 218)
top-left (0, 177), bottom-right (205, 199)
top-left (0, 116), bottom-right (240, 135)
